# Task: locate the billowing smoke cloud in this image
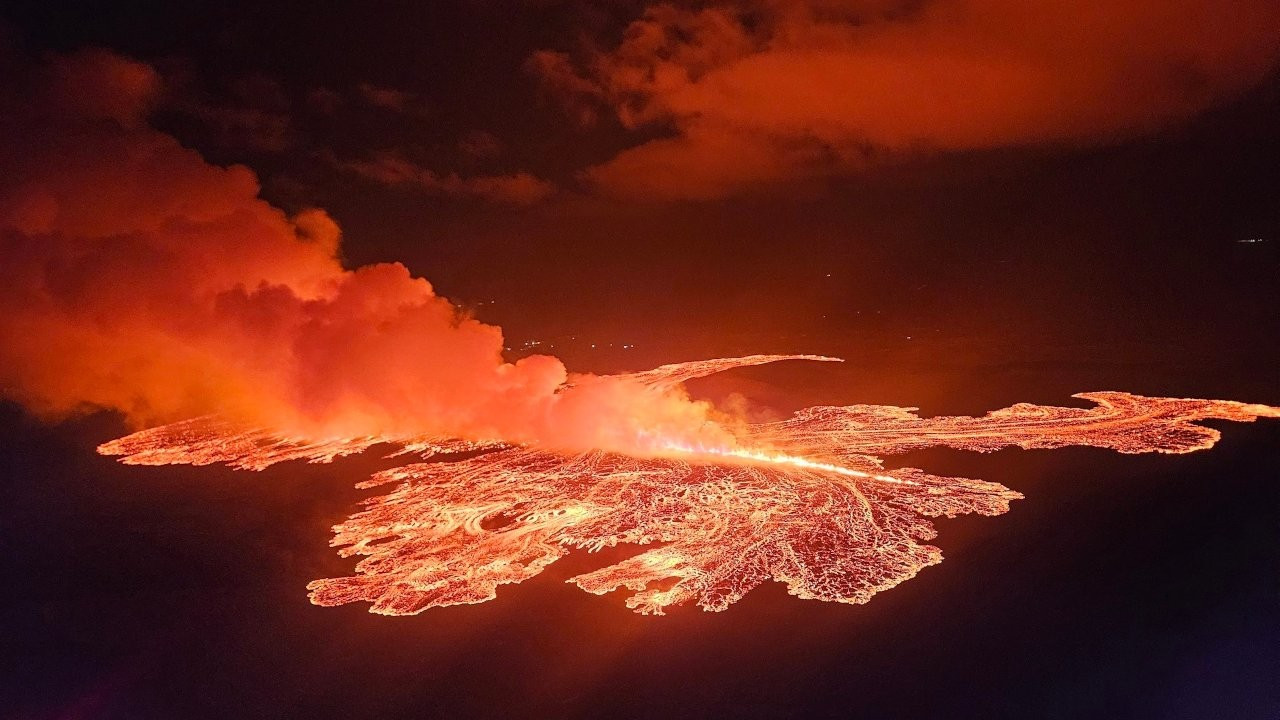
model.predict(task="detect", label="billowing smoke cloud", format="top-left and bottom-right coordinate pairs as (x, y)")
top-left (0, 48), bottom-right (728, 452)
top-left (531, 0), bottom-right (1280, 199)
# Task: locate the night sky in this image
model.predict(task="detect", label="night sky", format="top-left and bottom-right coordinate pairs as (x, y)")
top-left (1, 2), bottom-right (1278, 718)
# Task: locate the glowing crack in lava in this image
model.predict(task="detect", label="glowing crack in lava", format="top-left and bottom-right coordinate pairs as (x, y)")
top-left (98, 356), bottom-right (1279, 615)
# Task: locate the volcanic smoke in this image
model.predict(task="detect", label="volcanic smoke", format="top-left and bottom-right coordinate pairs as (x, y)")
top-left (3, 48), bottom-right (1278, 615)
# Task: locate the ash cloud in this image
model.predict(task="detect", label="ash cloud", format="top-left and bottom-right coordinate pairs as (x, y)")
top-left (0, 49), bottom-right (721, 451)
top-left (531, 0), bottom-right (1280, 199)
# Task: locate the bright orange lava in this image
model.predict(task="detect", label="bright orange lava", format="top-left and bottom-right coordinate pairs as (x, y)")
top-left (98, 356), bottom-right (1279, 615)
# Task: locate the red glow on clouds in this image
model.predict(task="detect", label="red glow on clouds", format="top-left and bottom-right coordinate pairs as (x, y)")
top-left (3, 46), bottom-right (1277, 617)
top-left (0, 49), bottom-right (722, 454)
top-left (531, 0), bottom-right (1280, 199)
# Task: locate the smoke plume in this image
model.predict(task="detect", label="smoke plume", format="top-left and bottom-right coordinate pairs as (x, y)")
top-left (0, 48), bottom-right (728, 452)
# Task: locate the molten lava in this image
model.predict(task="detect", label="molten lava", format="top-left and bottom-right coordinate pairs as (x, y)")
top-left (98, 355), bottom-right (1279, 615)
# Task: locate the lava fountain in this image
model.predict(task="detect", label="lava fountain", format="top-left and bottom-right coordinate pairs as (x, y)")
top-left (99, 355), bottom-right (1279, 615)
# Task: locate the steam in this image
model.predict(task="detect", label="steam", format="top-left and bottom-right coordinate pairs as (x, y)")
top-left (0, 49), bottom-right (728, 452)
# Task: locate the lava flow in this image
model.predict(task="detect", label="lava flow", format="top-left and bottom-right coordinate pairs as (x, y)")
top-left (98, 355), bottom-right (1279, 615)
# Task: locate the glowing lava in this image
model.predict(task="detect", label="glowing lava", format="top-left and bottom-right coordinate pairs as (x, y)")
top-left (98, 356), bottom-right (1279, 615)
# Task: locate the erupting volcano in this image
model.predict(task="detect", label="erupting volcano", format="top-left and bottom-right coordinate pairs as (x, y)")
top-left (4, 3), bottom-right (1280, 715)
top-left (98, 355), bottom-right (1280, 615)
top-left (3, 44), bottom-right (1275, 621)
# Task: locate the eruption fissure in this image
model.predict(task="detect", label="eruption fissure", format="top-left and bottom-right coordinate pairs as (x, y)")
top-left (659, 443), bottom-right (911, 485)
top-left (98, 356), bottom-right (1279, 616)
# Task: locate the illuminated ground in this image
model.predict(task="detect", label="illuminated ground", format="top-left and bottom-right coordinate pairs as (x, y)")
top-left (99, 356), bottom-right (1279, 615)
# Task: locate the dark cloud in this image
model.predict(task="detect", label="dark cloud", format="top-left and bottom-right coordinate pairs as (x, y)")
top-left (155, 70), bottom-right (296, 152)
top-left (180, 103), bottom-right (294, 152)
top-left (458, 130), bottom-right (504, 160)
top-left (306, 87), bottom-right (343, 114)
top-left (356, 82), bottom-right (421, 112)
top-left (337, 149), bottom-right (555, 205)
